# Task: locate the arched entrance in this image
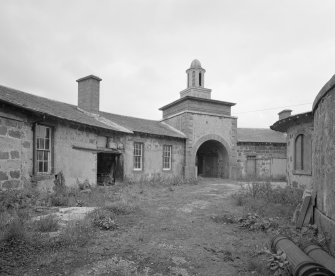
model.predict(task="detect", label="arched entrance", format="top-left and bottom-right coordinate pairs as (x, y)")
top-left (195, 139), bottom-right (229, 178)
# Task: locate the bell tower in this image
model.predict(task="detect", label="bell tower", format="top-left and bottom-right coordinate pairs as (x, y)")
top-left (180, 59), bottom-right (212, 99)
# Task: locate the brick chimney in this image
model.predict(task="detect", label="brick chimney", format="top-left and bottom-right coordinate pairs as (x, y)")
top-left (278, 109), bottom-right (292, 120)
top-left (77, 75), bottom-right (102, 113)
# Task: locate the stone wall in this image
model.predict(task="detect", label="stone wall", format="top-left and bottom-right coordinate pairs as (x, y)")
top-left (162, 98), bottom-right (231, 119)
top-left (313, 81), bottom-right (335, 253)
top-left (122, 133), bottom-right (185, 181)
top-left (164, 112), bottom-right (237, 179)
top-left (286, 121), bottom-right (313, 189)
top-left (236, 142), bottom-right (286, 180)
top-left (0, 110), bottom-right (33, 189)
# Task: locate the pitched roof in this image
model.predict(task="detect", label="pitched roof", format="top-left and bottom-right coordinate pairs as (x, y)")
top-left (0, 85), bottom-right (185, 139)
top-left (237, 128), bottom-right (286, 143)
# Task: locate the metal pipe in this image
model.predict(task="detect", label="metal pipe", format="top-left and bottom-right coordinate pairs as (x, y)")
top-left (270, 235), bottom-right (334, 276)
top-left (303, 244), bottom-right (335, 274)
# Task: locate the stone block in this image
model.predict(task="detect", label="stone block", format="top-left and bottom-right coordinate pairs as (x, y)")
top-left (0, 151), bottom-right (9, 159)
top-left (10, 150), bottom-right (20, 159)
top-left (5, 119), bottom-right (17, 127)
top-left (0, 126), bottom-right (7, 135)
top-left (10, 170), bottom-right (20, 179)
top-left (2, 180), bottom-right (20, 189)
top-left (8, 129), bottom-right (22, 139)
top-left (23, 141), bottom-right (31, 148)
top-left (0, 171), bottom-right (8, 181)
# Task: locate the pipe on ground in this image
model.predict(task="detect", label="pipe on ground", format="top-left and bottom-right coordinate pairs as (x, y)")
top-left (303, 244), bottom-right (335, 274)
top-left (270, 235), bottom-right (334, 276)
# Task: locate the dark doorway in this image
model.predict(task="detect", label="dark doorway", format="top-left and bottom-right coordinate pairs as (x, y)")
top-left (97, 152), bottom-right (122, 185)
top-left (196, 140), bottom-right (228, 178)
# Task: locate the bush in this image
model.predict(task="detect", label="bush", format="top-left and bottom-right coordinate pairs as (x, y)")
top-left (33, 215), bottom-right (59, 232)
top-left (49, 193), bottom-right (69, 206)
top-left (90, 208), bottom-right (118, 230)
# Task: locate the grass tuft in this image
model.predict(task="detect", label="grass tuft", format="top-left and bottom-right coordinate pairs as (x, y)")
top-left (33, 215), bottom-right (59, 232)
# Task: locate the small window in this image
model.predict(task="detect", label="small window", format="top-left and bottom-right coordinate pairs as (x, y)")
top-left (163, 145), bottom-right (172, 170)
top-left (133, 142), bottom-right (143, 170)
top-left (199, 72), bottom-right (202, 86)
top-left (35, 124), bottom-right (52, 174)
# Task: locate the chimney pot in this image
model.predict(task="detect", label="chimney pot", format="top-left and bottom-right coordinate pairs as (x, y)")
top-left (278, 109), bottom-right (292, 120)
top-left (77, 75), bottom-right (102, 113)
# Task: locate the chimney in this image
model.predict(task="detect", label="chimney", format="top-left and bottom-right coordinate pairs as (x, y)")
top-left (77, 75), bottom-right (102, 113)
top-left (278, 109), bottom-right (292, 120)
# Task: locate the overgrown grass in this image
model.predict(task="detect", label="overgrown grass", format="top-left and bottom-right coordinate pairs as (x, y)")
top-left (232, 182), bottom-right (303, 218)
top-left (33, 215), bottom-right (59, 232)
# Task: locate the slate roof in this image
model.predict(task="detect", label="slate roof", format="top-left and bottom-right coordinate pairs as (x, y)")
top-left (0, 85), bottom-right (186, 139)
top-left (237, 128), bottom-right (286, 143)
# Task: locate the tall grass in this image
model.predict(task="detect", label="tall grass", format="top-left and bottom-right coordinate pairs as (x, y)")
top-left (232, 182), bottom-right (303, 218)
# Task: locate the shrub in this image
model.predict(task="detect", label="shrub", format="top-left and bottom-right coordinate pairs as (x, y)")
top-left (33, 215), bottom-right (59, 232)
top-left (90, 208), bottom-right (118, 230)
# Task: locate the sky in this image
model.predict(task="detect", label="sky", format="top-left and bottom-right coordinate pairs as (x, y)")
top-left (1, 0), bottom-right (335, 128)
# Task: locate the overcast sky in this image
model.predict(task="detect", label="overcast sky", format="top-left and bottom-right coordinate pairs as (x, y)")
top-left (1, 0), bottom-right (334, 128)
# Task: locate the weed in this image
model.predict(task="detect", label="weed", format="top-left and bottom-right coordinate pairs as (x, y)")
top-left (232, 182), bottom-right (303, 218)
top-left (33, 215), bottom-right (59, 232)
top-left (90, 208), bottom-right (118, 230)
top-left (0, 217), bottom-right (27, 243)
top-left (57, 219), bottom-right (95, 247)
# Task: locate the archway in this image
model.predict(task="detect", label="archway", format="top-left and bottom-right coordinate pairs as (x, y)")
top-left (195, 139), bottom-right (229, 178)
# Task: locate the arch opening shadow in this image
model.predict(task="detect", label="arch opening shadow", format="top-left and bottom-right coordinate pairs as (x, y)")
top-left (195, 140), bottom-right (229, 178)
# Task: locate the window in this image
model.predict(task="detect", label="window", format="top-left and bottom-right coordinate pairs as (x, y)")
top-left (294, 133), bottom-right (311, 173)
top-left (35, 124), bottom-right (52, 174)
top-left (163, 145), bottom-right (172, 170)
top-left (295, 134), bottom-right (304, 170)
top-left (199, 72), bottom-right (202, 86)
top-left (133, 142), bottom-right (143, 170)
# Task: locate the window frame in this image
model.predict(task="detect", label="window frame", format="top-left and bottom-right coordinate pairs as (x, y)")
top-left (34, 124), bottom-right (53, 175)
top-left (133, 142), bottom-right (143, 171)
top-left (162, 145), bottom-right (172, 171)
top-left (293, 133), bottom-right (312, 175)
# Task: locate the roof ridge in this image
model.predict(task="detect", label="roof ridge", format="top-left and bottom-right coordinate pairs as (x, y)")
top-left (0, 84), bottom-right (77, 107)
top-left (99, 110), bottom-right (161, 123)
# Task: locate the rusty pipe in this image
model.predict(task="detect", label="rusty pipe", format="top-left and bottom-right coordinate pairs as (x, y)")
top-left (270, 235), bottom-right (334, 276)
top-left (303, 244), bottom-right (335, 274)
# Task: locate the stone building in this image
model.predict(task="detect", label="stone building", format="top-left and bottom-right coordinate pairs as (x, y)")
top-left (312, 74), bottom-right (335, 254)
top-left (236, 128), bottom-right (286, 180)
top-left (0, 60), bottom-right (286, 190)
top-left (271, 110), bottom-right (313, 189)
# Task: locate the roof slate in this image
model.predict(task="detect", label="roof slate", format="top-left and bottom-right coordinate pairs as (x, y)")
top-left (237, 128), bottom-right (286, 143)
top-left (0, 85), bottom-right (185, 139)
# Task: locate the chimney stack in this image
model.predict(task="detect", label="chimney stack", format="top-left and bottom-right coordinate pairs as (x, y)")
top-left (77, 75), bottom-right (102, 113)
top-left (278, 109), bottom-right (292, 120)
